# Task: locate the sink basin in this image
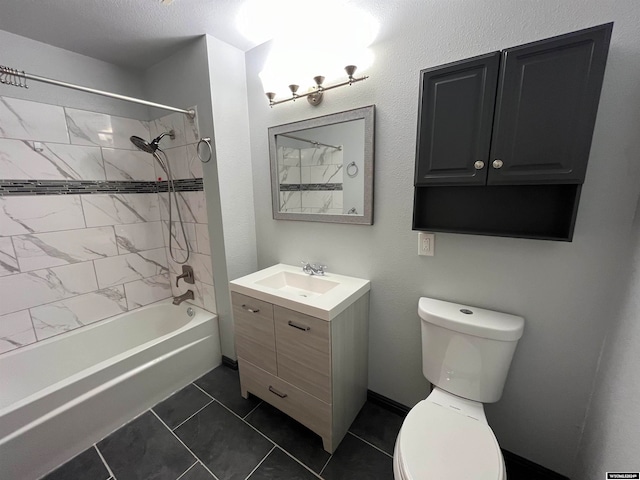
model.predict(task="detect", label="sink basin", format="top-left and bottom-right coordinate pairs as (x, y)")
top-left (255, 271), bottom-right (339, 298)
top-left (230, 264), bottom-right (370, 320)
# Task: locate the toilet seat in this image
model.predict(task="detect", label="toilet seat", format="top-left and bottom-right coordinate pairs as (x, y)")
top-left (394, 399), bottom-right (505, 480)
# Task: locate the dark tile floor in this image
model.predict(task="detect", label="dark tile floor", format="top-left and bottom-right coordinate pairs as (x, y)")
top-left (42, 365), bottom-right (398, 480)
top-left (42, 365), bottom-right (543, 480)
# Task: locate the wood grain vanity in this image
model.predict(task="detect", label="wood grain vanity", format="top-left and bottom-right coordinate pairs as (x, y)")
top-left (229, 264), bottom-right (370, 453)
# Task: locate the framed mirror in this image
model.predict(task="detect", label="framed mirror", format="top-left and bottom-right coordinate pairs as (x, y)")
top-left (268, 105), bottom-right (375, 225)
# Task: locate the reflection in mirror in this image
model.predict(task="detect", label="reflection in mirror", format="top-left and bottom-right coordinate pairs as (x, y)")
top-left (269, 106), bottom-right (375, 225)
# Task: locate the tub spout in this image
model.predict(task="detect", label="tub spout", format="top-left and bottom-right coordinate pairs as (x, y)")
top-left (173, 290), bottom-right (194, 305)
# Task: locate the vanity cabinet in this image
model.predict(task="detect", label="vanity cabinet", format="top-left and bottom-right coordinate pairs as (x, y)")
top-left (413, 23), bottom-right (613, 240)
top-left (231, 290), bottom-right (369, 453)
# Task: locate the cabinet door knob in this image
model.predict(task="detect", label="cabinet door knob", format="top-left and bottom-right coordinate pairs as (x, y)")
top-left (241, 304), bottom-right (260, 313)
top-left (474, 160), bottom-right (485, 170)
top-left (492, 159), bottom-right (504, 169)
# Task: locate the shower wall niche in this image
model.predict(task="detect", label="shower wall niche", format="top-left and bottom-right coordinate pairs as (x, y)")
top-left (0, 95), bottom-right (215, 354)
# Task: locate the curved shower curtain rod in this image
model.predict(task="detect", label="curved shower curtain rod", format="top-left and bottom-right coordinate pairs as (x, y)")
top-left (0, 64), bottom-right (195, 118)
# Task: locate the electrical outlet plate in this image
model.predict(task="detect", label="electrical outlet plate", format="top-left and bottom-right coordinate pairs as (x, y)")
top-left (418, 232), bottom-right (435, 256)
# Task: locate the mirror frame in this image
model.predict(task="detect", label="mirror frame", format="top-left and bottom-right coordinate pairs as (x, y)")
top-left (268, 105), bottom-right (375, 225)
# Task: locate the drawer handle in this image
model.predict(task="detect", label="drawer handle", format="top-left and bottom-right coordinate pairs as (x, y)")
top-left (241, 304), bottom-right (260, 313)
top-left (288, 320), bottom-right (310, 331)
top-left (268, 386), bottom-right (288, 398)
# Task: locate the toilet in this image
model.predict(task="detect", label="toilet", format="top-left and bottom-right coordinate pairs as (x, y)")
top-left (393, 297), bottom-right (525, 480)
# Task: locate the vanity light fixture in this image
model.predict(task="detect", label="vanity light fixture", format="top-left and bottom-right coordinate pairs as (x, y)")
top-left (265, 65), bottom-right (368, 107)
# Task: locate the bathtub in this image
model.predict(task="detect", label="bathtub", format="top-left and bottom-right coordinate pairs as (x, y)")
top-left (0, 299), bottom-right (221, 480)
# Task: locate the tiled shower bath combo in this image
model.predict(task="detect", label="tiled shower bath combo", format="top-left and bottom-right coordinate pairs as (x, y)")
top-left (0, 95), bottom-right (216, 354)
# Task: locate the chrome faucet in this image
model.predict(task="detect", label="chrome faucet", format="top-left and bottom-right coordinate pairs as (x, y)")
top-left (173, 289), bottom-right (194, 305)
top-left (301, 261), bottom-right (327, 276)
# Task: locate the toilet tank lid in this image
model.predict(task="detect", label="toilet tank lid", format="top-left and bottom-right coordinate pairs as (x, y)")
top-left (419, 297), bottom-right (524, 341)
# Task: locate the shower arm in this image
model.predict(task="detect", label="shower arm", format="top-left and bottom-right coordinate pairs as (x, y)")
top-left (0, 65), bottom-right (195, 119)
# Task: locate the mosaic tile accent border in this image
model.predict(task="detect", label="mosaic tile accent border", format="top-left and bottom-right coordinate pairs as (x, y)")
top-left (279, 183), bottom-right (343, 192)
top-left (157, 178), bottom-right (204, 193)
top-left (0, 178), bottom-right (204, 196)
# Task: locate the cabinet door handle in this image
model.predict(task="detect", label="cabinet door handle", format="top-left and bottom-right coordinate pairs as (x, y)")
top-left (474, 160), bottom-right (485, 170)
top-left (241, 304), bottom-right (260, 313)
top-left (268, 386), bottom-right (288, 398)
top-left (288, 320), bottom-right (310, 331)
top-left (492, 159), bottom-right (504, 169)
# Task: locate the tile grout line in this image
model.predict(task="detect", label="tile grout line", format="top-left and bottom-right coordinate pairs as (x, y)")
top-left (5, 276), bottom-right (140, 328)
top-left (149, 408), bottom-right (222, 480)
top-left (242, 445), bottom-right (276, 480)
top-left (319, 454), bottom-right (333, 476)
top-left (347, 431), bottom-right (394, 458)
top-left (8, 241), bottom-right (164, 277)
top-left (188, 451), bottom-right (224, 479)
top-left (165, 398), bottom-right (214, 431)
top-left (0, 130), bottom-right (200, 149)
top-left (204, 398), bottom-right (277, 446)
top-left (212, 399), bottom-right (323, 480)
top-left (94, 444), bottom-right (117, 480)
top-left (175, 460), bottom-right (199, 480)
top-left (275, 445), bottom-right (325, 480)
top-left (191, 381), bottom-right (216, 400)
top-left (242, 400), bottom-right (263, 420)
top-left (0, 220), bottom-right (167, 240)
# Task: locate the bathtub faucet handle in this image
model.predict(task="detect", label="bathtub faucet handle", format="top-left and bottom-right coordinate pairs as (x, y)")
top-left (176, 265), bottom-right (195, 287)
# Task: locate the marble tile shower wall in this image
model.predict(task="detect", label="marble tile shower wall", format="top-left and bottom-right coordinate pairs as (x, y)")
top-left (0, 95), bottom-right (215, 354)
top-left (278, 146), bottom-right (344, 214)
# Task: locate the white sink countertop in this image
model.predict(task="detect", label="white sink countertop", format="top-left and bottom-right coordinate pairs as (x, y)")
top-left (229, 264), bottom-right (370, 320)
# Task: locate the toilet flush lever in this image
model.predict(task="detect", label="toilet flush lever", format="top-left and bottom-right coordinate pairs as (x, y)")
top-left (176, 265), bottom-right (195, 287)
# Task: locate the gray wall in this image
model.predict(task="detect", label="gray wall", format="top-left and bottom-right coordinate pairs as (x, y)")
top-left (0, 30), bottom-right (147, 119)
top-left (573, 198), bottom-right (640, 479)
top-left (205, 35), bottom-right (257, 284)
top-left (245, 0), bottom-right (640, 475)
top-left (143, 37), bottom-right (233, 359)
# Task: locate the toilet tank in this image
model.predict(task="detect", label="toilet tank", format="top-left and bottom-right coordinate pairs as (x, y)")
top-left (419, 297), bottom-right (524, 403)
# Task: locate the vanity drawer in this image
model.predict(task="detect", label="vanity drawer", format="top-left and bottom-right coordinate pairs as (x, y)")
top-left (274, 306), bottom-right (331, 403)
top-left (240, 359), bottom-right (331, 440)
top-left (232, 292), bottom-right (277, 375)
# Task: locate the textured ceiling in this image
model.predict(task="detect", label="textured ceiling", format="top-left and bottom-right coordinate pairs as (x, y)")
top-left (0, 0), bottom-right (256, 70)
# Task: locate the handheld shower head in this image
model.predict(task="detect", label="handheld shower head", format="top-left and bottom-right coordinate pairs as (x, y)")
top-left (129, 128), bottom-right (188, 265)
top-left (130, 136), bottom-right (155, 153)
top-left (130, 130), bottom-right (175, 153)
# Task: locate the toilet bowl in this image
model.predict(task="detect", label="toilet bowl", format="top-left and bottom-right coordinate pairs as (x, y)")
top-left (393, 297), bottom-right (524, 480)
top-left (393, 388), bottom-right (505, 480)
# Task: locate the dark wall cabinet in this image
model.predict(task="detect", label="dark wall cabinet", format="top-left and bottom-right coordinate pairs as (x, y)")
top-left (413, 23), bottom-right (613, 240)
top-left (415, 52), bottom-right (500, 186)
